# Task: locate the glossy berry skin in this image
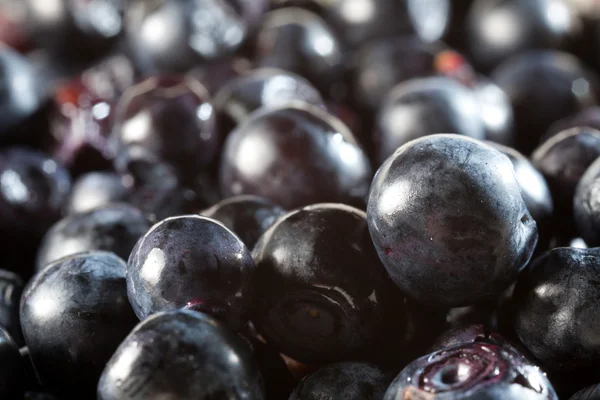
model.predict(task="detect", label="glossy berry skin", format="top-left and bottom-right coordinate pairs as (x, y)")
top-left (354, 37), bottom-right (477, 111)
top-left (65, 172), bottom-right (129, 215)
top-left (574, 157), bottom-right (600, 246)
top-left (20, 251), bottom-right (138, 399)
top-left (375, 77), bottom-right (486, 165)
top-left (467, 0), bottom-right (576, 71)
top-left (313, 0), bottom-right (450, 48)
top-left (0, 148), bottom-right (71, 237)
top-left (126, 0), bottom-right (267, 73)
top-left (111, 76), bottom-right (218, 187)
top-left (201, 195), bottom-right (285, 250)
top-left (97, 310), bottom-right (265, 400)
top-left (255, 7), bottom-right (345, 96)
top-left (384, 342), bottom-right (557, 400)
top-left (532, 127), bottom-right (600, 232)
top-left (219, 103), bottom-right (372, 210)
top-left (510, 247), bottom-right (600, 394)
top-left (0, 269), bottom-right (24, 345)
top-left (127, 215), bottom-right (256, 330)
top-left (214, 68), bottom-right (325, 135)
top-left (36, 203), bottom-right (150, 271)
top-left (0, 326), bottom-right (25, 398)
top-left (24, 0), bottom-right (124, 61)
top-left (0, 47), bottom-right (41, 135)
top-left (488, 142), bottom-right (553, 251)
top-left (367, 135), bottom-right (538, 307)
top-left (570, 384), bottom-right (600, 400)
top-left (252, 203), bottom-right (445, 364)
top-left (289, 362), bottom-right (391, 400)
top-left (492, 51), bottom-right (598, 154)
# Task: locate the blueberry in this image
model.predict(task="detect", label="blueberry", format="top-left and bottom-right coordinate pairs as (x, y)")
top-left (252, 203), bottom-right (445, 364)
top-left (219, 103), bottom-right (372, 209)
top-left (214, 68), bottom-right (325, 135)
top-left (36, 203), bottom-right (150, 271)
top-left (492, 51), bottom-right (598, 154)
top-left (510, 247), bottom-right (600, 394)
top-left (0, 325), bottom-right (25, 398)
top-left (97, 309), bottom-right (265, 400)
top-left (126, 0), bottom-right (267, 73)
top-left (200, 195), bottom-right (285, 250)
top-left (384, 342), bottom-right (557, 400)
top-left (111, 75), bottom-right (218, 188)
top-left (127, 215), bottom-right (256, 330)
top-left (289, 362), bottom-right (391, 400)
top-left (374, 77), bottom-right (486, 164)
top-left (367, 134), bottom-right (538, 307)
top-left (574, 156), bottom-right (600, 246)
top-left (65, 172), bottom-right (129, 215)
top-left (467, 0), bottom-right (576, 71)
top-left (254, 7), bottom-right (345, 97)
top-left (20, 251), bottom-right (138, 399)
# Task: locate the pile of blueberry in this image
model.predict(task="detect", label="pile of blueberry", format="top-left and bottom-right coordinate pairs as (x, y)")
top-left (3, 0), bottom-right (600, 399)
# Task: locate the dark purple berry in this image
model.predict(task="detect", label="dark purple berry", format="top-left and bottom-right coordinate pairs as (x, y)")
top-left (252, 203), bottom-right (445, 364)
top-left (126, 215), bottom-right (256, 330)
top-left (20, 251), bottom-right (138, 399)
top-left (219, 103), bottom-right (372, 209)
top-left (367, 135), bottom-right (537, 307)
top-left (111, 75), bottom-right (218, 187)
top-left (510, 247), bottom-right (600, 394)
top-left (97, 310), bottom-right (265, 399)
